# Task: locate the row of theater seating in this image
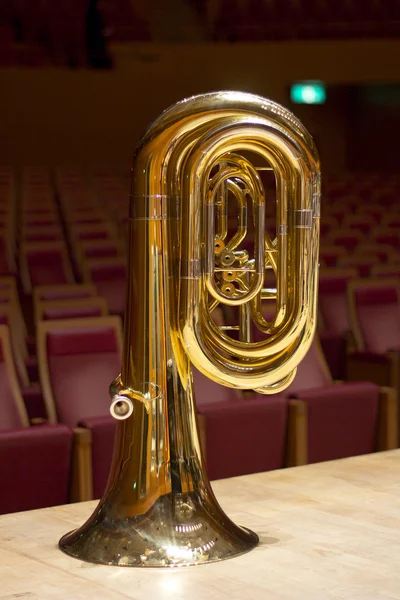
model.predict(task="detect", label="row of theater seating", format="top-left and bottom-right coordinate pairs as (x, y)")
top-left (195, 0), bottom-right (400, 42)
top-left (0, 280), bottom-right (397, 515)
top-left (0, 0), bottom-right (149, 67)
top-left (1, 167), bottom-right (400, 516)
top-left (0, 165), bottom-right (128, 316)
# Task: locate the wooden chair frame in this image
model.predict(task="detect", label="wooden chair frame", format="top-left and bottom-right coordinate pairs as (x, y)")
top-left (0, 303), bottom-right (29, 386)
top-left (0, 325), bottom-right (30, 427)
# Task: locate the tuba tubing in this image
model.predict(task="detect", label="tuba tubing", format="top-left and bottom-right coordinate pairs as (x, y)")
top-left (59, 91), bottom-right (321, 568)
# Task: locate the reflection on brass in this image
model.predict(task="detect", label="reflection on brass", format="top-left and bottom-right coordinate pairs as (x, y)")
top-left (59, 91), bottom-right (321, 567)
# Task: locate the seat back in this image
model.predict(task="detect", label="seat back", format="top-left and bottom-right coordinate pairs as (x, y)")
top-left (283, 336), bottom-right (333, 395)
top-left (193, 367), bottom-right (241, 406)
top-left (20, 241), bottom-right (74, 293)
top-left (0, 325), bottom-right (29, 430)
top-left (83, 257), bottom-right (127, 316)
top-left (348, 278), bottom-right (400, 353)
top-left (342, 214), bottom-right (374, 235)
top-left (34, 283), bottom-right (97, 304)
top-left (371, 265), bottom-right (400, 279)
top-left (198, 395), bottom-right (288, 480)
top-left (293, 382), bottom-right (381, 465)
top-left (319, 245), bottom-right (346, 267)
top-left (37, 316), bottom-right (123, 427)
top-left (318, 267), bottom-right (357, 335)
top-left (35, 297), bottom-right (108, 322)
top-left (327, 229), bottom-right (364, 252)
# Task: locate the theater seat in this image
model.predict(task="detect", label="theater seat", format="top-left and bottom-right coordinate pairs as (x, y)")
top-left (0, 324), bottom-right (73, 513)
top-left (197, 394), bottom-right (289, 480)
top-left (37, 316), bottom-right (123, 501)
top-left (37, 316), bottom-right (123, 427)
top-left (290, 383), bottom-right (397, 465)
top-left (347, 278), bottom-right (400, 416)
top-left (82, 256), bottom-right (127, 316)
top-left (348, 278), bottom-right (400, 355)
top-left (0, 424), bottom-right (73, 514)
top-left (20, 241), bottom-right (75, 293)
top-left (35, 296), bottom-right (108, 322)
top-left (285, 336), bottom-right (397, 463)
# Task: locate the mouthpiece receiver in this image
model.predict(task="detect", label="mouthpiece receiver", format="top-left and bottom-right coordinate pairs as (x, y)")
top-left (110, 394), bottom-right (134, 420)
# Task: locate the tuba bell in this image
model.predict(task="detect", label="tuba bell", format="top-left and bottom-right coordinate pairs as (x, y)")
top-left (59, 91), bottom-right (321, 567)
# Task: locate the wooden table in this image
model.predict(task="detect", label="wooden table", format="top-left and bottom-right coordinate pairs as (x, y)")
top-left (1, 450), bottom-right (400, 599)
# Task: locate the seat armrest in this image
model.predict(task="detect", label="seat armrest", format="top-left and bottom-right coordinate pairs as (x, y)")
top-left (377, 386), bottom-right (398, 451)
top-left (286, 399), bottom-right (307, 467)
top-left (71, 427), bottom-right (93, 503)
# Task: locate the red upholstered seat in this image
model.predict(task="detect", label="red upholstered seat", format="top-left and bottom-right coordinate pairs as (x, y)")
top-left (319, 268), bottom-right (356, 336)
top-left (38, 317), bottom-right (123, 428)
top-left (36, 297), bottom-right (108, 322)
top-left (283, 337), bottom-right (332, 395)
top-left (0, 323), bottom-right (72, 513)
top-left (327, 229), bottom-right (364, 252)
top-left (348, 280), bottom-right (400, 354)
top-left (319, 245), bottom-right (346, 268)
top-left (371, 265), bottom-right (400, 279)
top-left (34, 283), bottom-right (97, 303)
top-left (318, 267), bottom-right (354, 378)
top-left (291, 382), bottom-right (381, 464)
top-left (193, 367), bottom-right (240, 405)
top-left (0, 424), bottom-right (72, 514)
top-left (84, 257), bottom-right (127, 316)
top-left (20, 241), bottom-right (74, 293)
top-left (342, 214), bottom-right (374, 235)
top-left (197, 394), bottom-right (288, 480)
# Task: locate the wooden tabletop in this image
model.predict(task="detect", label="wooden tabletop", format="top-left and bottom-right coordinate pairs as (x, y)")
top-left (1, 450), bottom-right (400, 599)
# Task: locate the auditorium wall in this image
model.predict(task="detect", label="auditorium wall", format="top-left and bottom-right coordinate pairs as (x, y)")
top-left (1, 39), bottom-right (399, 172)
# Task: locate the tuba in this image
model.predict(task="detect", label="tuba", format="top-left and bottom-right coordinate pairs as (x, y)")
top-left (59, 91), bottom-right (321, 567)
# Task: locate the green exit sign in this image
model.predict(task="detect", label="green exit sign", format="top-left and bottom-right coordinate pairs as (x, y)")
top-left (290, 82), bottom-right (326, 104)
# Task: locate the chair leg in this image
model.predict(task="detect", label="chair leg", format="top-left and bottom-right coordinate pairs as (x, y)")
top-left (377, 386), bottom-right (399, 451)
top-left (70, 427), bottom-right (94, 502)
top-left (286, 399), bottom-right (308, 467)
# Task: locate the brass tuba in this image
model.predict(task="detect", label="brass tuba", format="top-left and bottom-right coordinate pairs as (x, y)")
top-left (59, 91), bottom-right (321, 567)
